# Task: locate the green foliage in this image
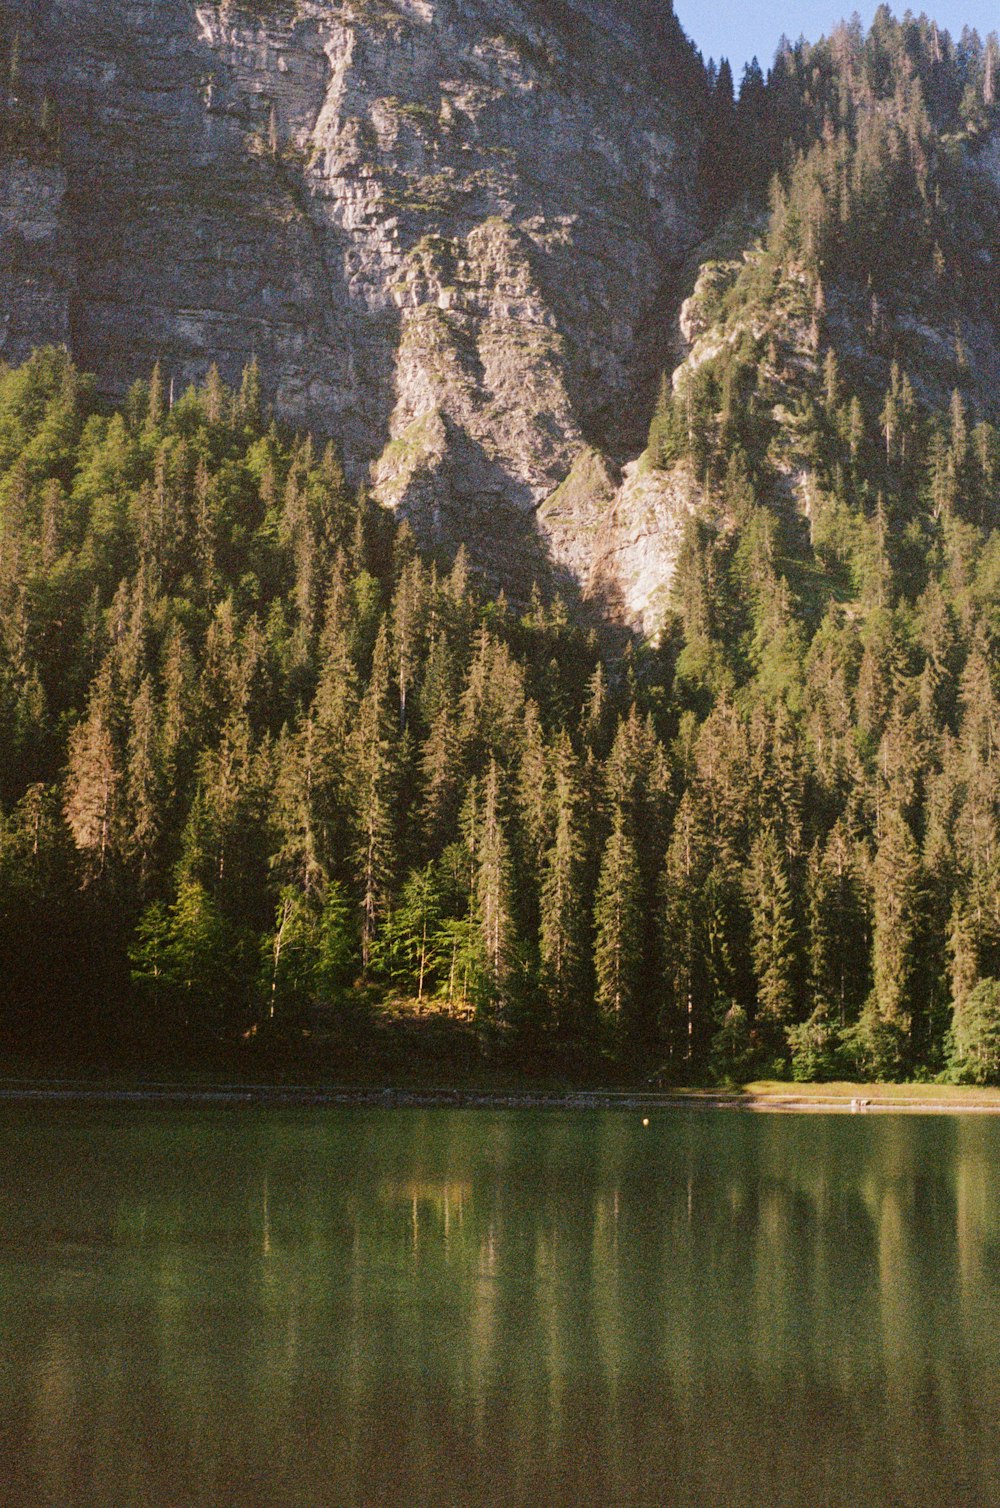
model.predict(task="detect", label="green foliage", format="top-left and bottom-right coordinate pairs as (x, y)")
top-left (950, 979), bottom-right (1000, 1084)
top-left (746, 827), bottom-right (799, 1056)
top-left (593, 809), bottom-right (642, 1037)
top-left (786, 1007), bottom-right (844, 1083)
top-left (260, 881), bottom-right (358, 1022)
top-left (130, 878), bottom-right (255, 1037)
top-left (708, 1002), bottom-right (754, 1084)
top-left (5, 6), bottom-right (1000, 1082)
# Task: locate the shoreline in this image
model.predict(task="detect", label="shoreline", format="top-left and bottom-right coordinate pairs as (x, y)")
top-left (2, 1081), bottom-right (1000, 1113)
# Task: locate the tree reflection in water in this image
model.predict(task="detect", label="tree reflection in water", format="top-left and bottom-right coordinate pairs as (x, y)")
top-left (0, 1106), bottom-right (996, 1506)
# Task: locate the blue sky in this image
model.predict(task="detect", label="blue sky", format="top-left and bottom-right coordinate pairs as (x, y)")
top-left (673, 2), bottom-right (999, 74)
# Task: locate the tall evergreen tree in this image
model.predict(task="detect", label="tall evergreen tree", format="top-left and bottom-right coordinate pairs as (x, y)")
top-left (348, 622), bottom-right (399, 971)
top-left (475, 758), bottom-right (516, 1023)
top-left (539, 738), bottom-right (586, 1034)
top-left (593, 808), bottom-right (641, 1037)
top-left (746, 826), bottom-right (799, 1058)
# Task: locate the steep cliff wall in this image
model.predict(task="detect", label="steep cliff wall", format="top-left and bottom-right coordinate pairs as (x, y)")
top-left (600, 114), bottom-right (1000, 637)
top-left (7, 0), bottom-right (705, 608)
top-left (0, 156), bottom-right (74, 361)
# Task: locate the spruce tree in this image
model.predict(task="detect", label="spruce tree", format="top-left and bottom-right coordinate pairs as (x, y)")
top-left (746, 826), bottom-right (799, 1058)
top-left (347, 622), bottom-right (398, 972)
top-left (475, 758), bottom-right (516, 1023)
top-left (867, 809), bottom-right (923, 1072)
top-left (63, 664), bottom-right (123, 883)
top-left (593, 808), bottom-right (641, 1036)
top-left (539, 739), bottom-right (586, 1033)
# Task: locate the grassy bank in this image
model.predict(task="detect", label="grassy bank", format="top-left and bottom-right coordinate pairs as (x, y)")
top-left (735, 1081), bottom-right (1000, 1110)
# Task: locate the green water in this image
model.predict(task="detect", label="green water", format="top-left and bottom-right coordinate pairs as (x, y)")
top-left (1, 1106), bottom-right (999, 1506)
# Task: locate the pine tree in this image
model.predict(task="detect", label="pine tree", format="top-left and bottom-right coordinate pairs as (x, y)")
top-left (517, 700), bottom-right (550, 873)
top-left (475, 758), bottom-right (516, 1022)
top-left (145, 362), bottom-right (165, 433)
top-left (398, 864), bottom-right (443, 1002)
top-left (951, 979), bottom-right (1000, 1084)
top-left (539, 739), bottom-right (586, 1033)
top-left (132, 877), bottom-right (244, 1033)
top-left (264, 887), bottom-right (314, 1022)
top-left (868, 809), bottom-right (923, 1069)
top-left (237, 358), bottom-right (263, 431)
top-left (593, 808), bottom-right (641, 1035)
top-left (746, 826), bottom-right (799, 1056)
top-left (660, 790), bottom-right (730, 1068)
top-left (126, 674), bottom-right (162, 892)
top-left (160, 624), bottom-right (197, 807)
top-left (63, 665), bottom-right (123, 883)
top-left (807, 821), bottom-right (870, 1026)
top-left (203, 363), bottom-right (225, 426)
top-left (948, 898), bottom-right (980, 1013)
top-left (390, 555), bottom-right (427, 733)
top-left (272, 720), bottom-right (326, 897)
top-left (348, 622), bottom-right (398, 971)
top-left (420, 700), bottom-right (462, 854)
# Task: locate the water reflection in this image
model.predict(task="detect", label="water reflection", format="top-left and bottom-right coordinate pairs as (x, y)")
top-left (0, 1108), bottom-right (1000, 1504)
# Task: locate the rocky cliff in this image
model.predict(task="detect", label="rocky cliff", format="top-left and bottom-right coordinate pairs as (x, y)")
top-left (6, 0), bottom-right (706, 613)
top-left (0, 156), bottom-right (73, 361)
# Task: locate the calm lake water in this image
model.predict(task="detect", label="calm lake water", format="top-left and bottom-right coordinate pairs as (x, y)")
top-left (1, 1105), bottom-right (999, 1506)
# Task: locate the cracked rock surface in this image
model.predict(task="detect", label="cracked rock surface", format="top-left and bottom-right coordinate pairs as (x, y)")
top-left (7, 0), bottom-right (706, 629)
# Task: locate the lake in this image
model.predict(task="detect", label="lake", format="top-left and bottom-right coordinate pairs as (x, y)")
top-left (0, 1103), bottom-right (999, 1506)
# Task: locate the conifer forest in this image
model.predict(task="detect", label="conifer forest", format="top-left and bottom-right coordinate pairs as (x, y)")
top-left (3, 9), bottom-right (1000, 1085)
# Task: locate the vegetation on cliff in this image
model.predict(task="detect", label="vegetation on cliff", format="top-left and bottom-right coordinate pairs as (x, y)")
top-left (2, 10), bottom-right (1000, 1083)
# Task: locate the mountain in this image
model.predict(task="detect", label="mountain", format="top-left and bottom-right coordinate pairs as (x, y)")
top-left (8, 5), bottom-right (997, 637)
top-left (5, 8), bottom-right (1000, 1085)
top-left (1, 0), bottom-right (705, 609)
top-left (646, 14), bottom-right (1000, 524)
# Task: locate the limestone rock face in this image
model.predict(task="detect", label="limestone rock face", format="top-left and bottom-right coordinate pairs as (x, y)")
top-left (592, 458), bottom-right (702, 637)
top-left (0, 158), bottom-right (74, 362)
top-left (8, 0), bottom-right (705, 615)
